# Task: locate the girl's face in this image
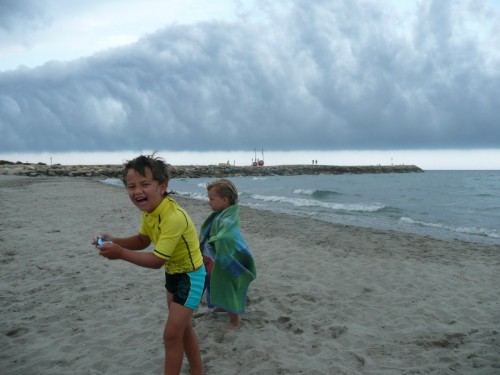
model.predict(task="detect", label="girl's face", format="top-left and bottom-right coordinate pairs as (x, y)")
top-left (208, 188), bottom-right (230, 212)
top-left (125, 168), bottom-right (167, 213)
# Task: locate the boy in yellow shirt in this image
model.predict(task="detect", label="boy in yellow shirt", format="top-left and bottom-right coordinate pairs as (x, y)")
top-left (93, 154), bottom-right (205, 375)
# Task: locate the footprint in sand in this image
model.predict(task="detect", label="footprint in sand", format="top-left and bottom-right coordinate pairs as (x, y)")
top-left (6, 327), bottom-right (29, 337)
top-left (276, 316), bottom-right (304, 334)
top-left (312, 323), bottom-right (348, 339)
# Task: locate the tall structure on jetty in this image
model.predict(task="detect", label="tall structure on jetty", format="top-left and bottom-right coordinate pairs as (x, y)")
top-left (251, 148), bottom-right (265, 167)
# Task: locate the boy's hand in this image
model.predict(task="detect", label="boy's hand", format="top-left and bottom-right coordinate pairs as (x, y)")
top-left (98, 242), bottom-right (123, 260)
top-left (91, 232), bottom-right (113, 246)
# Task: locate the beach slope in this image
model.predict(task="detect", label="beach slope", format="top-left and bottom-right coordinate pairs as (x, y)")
top-left (1, 176), bottom-right (498, 374)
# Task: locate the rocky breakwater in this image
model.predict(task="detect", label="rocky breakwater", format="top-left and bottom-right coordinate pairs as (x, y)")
top-left (1, 162), bottom-right (423, 178)
top-left (0, 163), bottom-right (124, 178)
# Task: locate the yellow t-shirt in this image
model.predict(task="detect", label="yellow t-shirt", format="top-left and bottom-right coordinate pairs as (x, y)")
top-left (139, 196), bottom-right (203, 274)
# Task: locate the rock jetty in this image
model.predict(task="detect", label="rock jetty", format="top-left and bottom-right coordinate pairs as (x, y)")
top-left (0, 161), bottom-right (423, 178)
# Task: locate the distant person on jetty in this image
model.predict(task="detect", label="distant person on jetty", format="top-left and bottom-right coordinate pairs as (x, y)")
top-left (92, 153), bottom-right (205, 375)
top-left (200, 179), bottom-right (257, 329)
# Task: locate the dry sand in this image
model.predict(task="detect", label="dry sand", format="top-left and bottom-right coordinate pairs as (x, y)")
top-left (1, 175), bottom-right (499, 374)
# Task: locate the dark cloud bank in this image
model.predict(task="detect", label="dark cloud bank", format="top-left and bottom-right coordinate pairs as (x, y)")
top-left (1, 0), bottom-right (499, 154)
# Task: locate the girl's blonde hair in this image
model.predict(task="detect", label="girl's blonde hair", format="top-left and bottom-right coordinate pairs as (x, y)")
top-left (207, 179), bottom-right (238, 205)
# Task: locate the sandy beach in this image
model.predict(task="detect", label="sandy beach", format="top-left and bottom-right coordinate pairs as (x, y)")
top-left (1, 175), bottom-right (499, 375)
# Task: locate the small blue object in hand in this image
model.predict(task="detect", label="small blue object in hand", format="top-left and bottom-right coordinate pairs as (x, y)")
top-left (96, 237), bottom-right (112, 246)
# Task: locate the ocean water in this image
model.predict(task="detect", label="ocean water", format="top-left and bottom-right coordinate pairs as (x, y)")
top-left (102, 170), bottom-right (500, 245)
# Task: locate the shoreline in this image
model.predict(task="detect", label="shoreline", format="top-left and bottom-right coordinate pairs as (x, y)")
top-left (0, 162), bottom-right (424, 178)
top-left (1, 175), bottom-right (498, 374)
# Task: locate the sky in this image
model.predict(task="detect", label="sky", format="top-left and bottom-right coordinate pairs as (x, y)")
top-left (1, 0), bottom-right (499, 169)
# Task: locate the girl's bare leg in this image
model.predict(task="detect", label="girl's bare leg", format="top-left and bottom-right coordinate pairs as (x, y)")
top-left (212, 307), bottom-right (240, 329)
top-left (229, 313), bottom-right (240, 329)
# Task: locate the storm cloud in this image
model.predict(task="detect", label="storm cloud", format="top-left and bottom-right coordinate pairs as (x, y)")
top-left (1, 0), bottom-right (499, 154)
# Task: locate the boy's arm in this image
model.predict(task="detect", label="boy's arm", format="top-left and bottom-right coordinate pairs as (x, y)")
top-left (99, 242), bottom-right (166, 269)
top-left (108, 233), bottom-right (151, 250)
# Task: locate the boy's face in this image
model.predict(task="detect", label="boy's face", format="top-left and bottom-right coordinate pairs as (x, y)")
top-left (207, 188), bottom-right (230, 212)
top-left (125, 168), bottom-right (167, 213)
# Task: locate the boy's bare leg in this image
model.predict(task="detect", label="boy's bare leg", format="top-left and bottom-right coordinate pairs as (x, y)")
top-left (164, 294), bottom-right (203, 375)
top-left (183, 322), bottom-right (203, 375)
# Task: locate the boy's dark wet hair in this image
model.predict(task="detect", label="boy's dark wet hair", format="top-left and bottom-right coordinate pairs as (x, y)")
top-left (207, 178), bottom-right (239, 205)
top-left (122, 153), bottom-right (171, 189)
